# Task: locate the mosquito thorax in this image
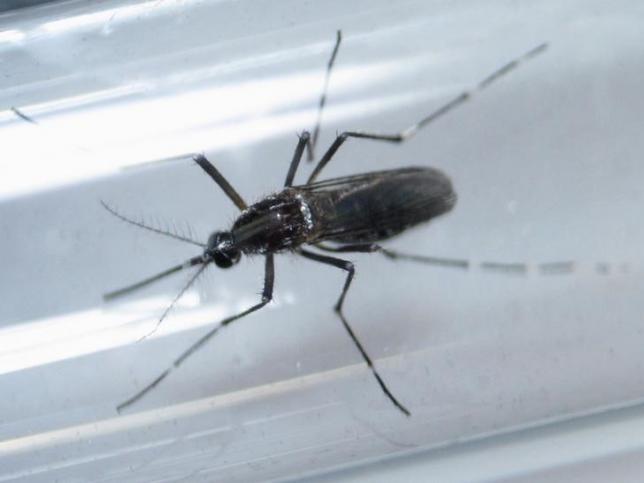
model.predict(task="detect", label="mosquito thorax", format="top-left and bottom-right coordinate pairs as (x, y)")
top-left (205, 231), bottom-right (241, 268)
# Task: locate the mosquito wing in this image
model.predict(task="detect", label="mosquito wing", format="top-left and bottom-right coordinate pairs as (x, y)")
top-left (298, 166), bottom-right (457, 244)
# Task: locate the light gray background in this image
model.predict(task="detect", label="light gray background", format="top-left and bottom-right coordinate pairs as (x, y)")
top-left (0, 0), bottom-right (643, 481)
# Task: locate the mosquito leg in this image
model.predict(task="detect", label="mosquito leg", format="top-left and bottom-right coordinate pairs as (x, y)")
top-left (308, 30), bottom-right (343, 162)
top-left (298, 248), bottom-right (410, 416)
top-left (138, 262), bottom-right (209, 341)
top-left (116, 254), bottom-right (275, 413)
top-left (314, 243), bottom-right (470, 271)
top-left (11, 106), bottom-right (92, 153)
top-left (104, 255), bottom-right (205, 301)
top-left (11, 107), bottom-right (38, 125)
top-left (314, 243), bottom-right (579, 276)
top-left (284, 131), bottom-right (311, 187)
top-left (538, 261), bottom-right (576, 275)
top-left (193, 154), bottom-right (248, 211)
top-left (307, 42), bottom-right (548, 184)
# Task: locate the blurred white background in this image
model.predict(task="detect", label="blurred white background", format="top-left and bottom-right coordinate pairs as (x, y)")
top-left (1, 0), bottom-right (643, 481)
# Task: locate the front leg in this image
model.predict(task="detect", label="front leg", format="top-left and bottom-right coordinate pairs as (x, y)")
top-left (116, 254), bottom-right (275, 412)
top-left (193, 154), bottom-right (248, 211)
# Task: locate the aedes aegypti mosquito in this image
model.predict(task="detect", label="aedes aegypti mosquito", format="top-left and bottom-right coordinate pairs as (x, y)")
top-left (96, 32), bottom-right (552, 416)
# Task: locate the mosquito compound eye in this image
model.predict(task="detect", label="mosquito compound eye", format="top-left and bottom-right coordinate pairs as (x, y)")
top-left (205, 231), bottom-right (240, 268)
top-left (212, 249), bottom-right (240, 268)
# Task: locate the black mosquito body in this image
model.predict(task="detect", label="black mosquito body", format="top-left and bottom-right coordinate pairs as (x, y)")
top-left (94, 31), bottom-right (551, 416)
top-left (233, 166), bottom-right (455, 255)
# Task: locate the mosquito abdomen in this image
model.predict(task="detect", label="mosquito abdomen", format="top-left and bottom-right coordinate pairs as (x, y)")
top-left (311, 167), bottom-right (456, 244)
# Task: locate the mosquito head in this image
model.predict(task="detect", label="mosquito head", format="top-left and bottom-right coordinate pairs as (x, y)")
top-left (205, 231), bottom-right (241, 268)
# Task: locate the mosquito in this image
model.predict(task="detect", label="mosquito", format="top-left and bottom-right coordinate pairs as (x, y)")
top-left (95, 31), bottom-right (553, 416)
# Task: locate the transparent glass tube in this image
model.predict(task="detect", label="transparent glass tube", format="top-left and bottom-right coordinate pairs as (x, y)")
top-left (1, 0), bottom-right (643, 481)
